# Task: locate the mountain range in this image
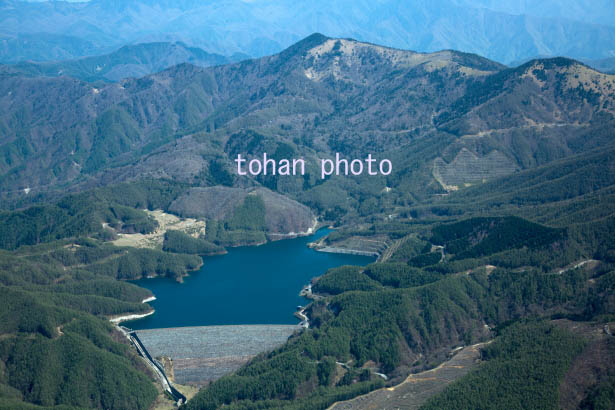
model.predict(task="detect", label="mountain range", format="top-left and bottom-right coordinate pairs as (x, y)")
top-left (0, 41), bottom-right (247, 82)
top-left (2, 0), bottom-right (615, 65)
top-left (1, 34), bottom-right (614, 220)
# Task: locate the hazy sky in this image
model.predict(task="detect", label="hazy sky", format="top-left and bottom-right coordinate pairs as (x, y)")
top-left (4, 0), bottom-right (615, 64)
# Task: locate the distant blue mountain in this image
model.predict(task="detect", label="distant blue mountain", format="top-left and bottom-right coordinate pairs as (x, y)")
top-left (1, 0), bottom-right (614, 64)
top-left (2, 41), bottom-right (245, 82)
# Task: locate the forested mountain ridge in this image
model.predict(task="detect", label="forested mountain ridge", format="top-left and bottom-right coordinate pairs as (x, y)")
top-left (0, 41), bottom-right (244, 82)
top-left (1, 34), bottom-right (614, 218)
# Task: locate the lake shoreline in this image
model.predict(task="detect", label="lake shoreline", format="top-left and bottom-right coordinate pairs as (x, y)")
top-left (109, 310), bottom-right (155, 324)
top-left (126, 227), bottom-right (375, 330)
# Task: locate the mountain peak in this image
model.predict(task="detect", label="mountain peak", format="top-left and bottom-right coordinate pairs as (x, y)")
top-left (521, 56), bottom-right (584, 71)
top-left (294, 36), bottom-right (504, 84)
top-left (278, 33), bottom-right (330, 59)
top-left (518, 57), bottom-right (615, 93)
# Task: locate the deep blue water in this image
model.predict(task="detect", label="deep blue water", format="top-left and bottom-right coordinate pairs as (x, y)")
top-left (126, 229), bottom-right (374, 329)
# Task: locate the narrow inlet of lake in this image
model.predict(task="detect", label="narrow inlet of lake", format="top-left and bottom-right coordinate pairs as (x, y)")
top-left (126, 229), bottom-right (375, 329)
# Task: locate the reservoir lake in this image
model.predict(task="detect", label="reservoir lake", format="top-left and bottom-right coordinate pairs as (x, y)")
top-left (126, 229), bottom-right (374, 329)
